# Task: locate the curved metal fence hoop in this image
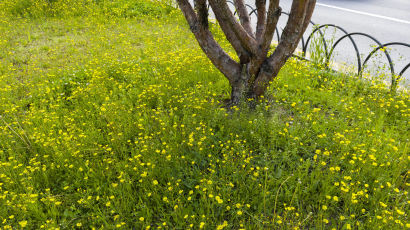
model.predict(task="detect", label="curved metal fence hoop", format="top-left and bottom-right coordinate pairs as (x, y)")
top-left (303, 24), bottom-right (340, 58)
top-left (249, 8), bottom-right (258, 16)
top-left (225, 1), bottom-right (256, 17)
top-left (225, 0), bottom-right (238, 15)
top-left (362, 42), bottom-right (410, 82)
top-left (400, 63), bottom-right (410, 77)
top-left (328, 32), bottom-right (384, 76)
top-left (279, 12), bottom-right (327, 58)
top-left (302, 25), bottom-right (328, 58)
top-left (332, 33), bottom-right (395, 84)
top-left (305, 21), bottom-right (325, 58)
top-left (245, 4), bottom-right (254, 12)
top-left (306, 25), bottom-right (360, 73)
top-left (275, 27), bottom-right (280, 42)
top-left (226, 0), bottom-right (234, 6)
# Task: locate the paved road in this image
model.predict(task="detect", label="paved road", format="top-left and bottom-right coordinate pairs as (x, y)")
top-left (246, 0), bottom-right (410, 85)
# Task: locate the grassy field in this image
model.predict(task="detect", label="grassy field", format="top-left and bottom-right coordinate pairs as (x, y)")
top-left (0, 0), bottom-right (409, 229)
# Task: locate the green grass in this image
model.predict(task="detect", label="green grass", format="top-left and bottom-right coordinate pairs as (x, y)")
top-left (0, 0), bottom-right (409, 229)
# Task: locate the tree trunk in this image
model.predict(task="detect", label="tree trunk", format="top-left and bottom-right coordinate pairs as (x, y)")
top-left (230, 64), bottom-right (250, 105)
top-left (177, 0), bottom-right (316, 105)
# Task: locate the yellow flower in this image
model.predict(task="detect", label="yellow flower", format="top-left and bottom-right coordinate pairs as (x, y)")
top-left (396, 209), bottom-right (404, 215)
top-left (199, 222), bottom-right (205, 229)
top-left (215, 196), bottom-right (223, 204)
top-left (139, 217), bottom-right (144, 221)
top-left (237, 211), bottom-right (243, 216)
top-left (19, 220), bottom-right (28, 228)
top-left (216, 221), bottom-right (228, 230)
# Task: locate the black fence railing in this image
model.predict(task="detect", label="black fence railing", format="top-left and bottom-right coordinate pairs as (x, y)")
top-left (211, 1), bottom-right (410, 91)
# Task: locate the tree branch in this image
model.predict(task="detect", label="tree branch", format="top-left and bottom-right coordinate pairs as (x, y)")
top-left (268, 0), bottom-right (313, 62)
top-left (248, 0), bottom-right (280, 77)
top-left (252, 0), bottom-right (316, 96)
top-left (260, 0), bottom-right (280, 53)
top-left (177, 0), bottom-right (241, 83)
top-left (255, 0), bottom-right (266, 43)
top-left (209, 0), bottom-right (258, 55)
top-left (233, 0), bottom-right (254, 36)
top-left (299, 0), bottom-right (316, 41)
top-left (207, 0), bottom-right (250, 63)
top-left (194, 0), bottom-right (208, 29)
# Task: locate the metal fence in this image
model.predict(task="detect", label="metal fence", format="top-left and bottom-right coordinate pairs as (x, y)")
top-left (214, 1), bottom-right (410, 91)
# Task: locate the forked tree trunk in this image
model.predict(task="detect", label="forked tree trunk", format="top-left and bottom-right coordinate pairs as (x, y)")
top-left (177, 0), bottom-right (316, 105)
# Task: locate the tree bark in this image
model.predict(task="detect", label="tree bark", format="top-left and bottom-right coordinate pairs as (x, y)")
top-left (208, 0), bottom-right (250, 63)
top-left (230, 64), bottom-right (250, 104)
top-left (177, 0), bottom-right (241, 84)
top-left (233, 0), bottom-right (254, 37)
top-left (253, 0), bottom-right (316, 97)
top-left (255, 0), bottom-right (266, 43)
top-left (209, 0), bottom-right (258, 54)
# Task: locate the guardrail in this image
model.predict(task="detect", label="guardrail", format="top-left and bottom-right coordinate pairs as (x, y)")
top-left (211, 1), bottom-right (410, 91)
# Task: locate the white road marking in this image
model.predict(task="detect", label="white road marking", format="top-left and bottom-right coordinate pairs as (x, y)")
top-left (317, 3), bottom-right (410, 25)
